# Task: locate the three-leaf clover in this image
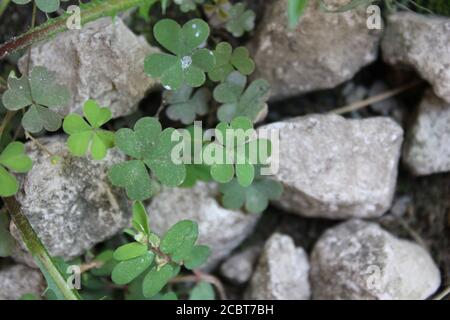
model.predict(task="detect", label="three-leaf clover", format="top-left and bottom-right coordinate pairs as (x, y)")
top-left (219, 175), bottom-right (283, 214)
top-left (174, 0), bottom-right (204, 12)
top-left (108, 117), bottom-right (186, 200)
top-left (164, 85), bottom-right (211, 125)
top-left (62, 100), bottom-right (115, 160)
top-left (203, 116), bottom-right (271, 187)
top-left (214, 71), bottom-right (270, 123)
top-left (12, 0), bottom-right (68, 13)
top-left (225, 3), bottom-right (255, 37)
top-left (208, 42), bottom-right (255, 82)
top-left (0, 142), bottom-right (33, 197)
top-left (144, 19), bottom-right (215, 90)
top-left (2, 66), bottom-right (70, 133)
top-left (111, 202), bottom-right (210, 298)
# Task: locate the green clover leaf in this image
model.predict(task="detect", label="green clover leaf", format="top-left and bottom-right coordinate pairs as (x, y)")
top-left (181, 164), bottom-right (212, 187)
top-left (12, 0), bottom-right (67, 13)
top-left (144, 19), bottom-right (215, 90)
top-left (214, 71), bottom-right (270, 123)
top-left (219, 176), bottom-right (283, 214)
top-left (174, 0), bottom-right (204, 12)
top-left (108, 117), bottom-right (186, 201)
top-left (2, 66), bottom-right (70, 133)
top-left (164, 85), bottom-right (211, 125)
top-left (0, 142), bottom-right (33, 197)
top-left (208, 42), bottom-right (255, 82)
top-left (189, 281), bottom-right (215, 300)
top-left (225, 3), bottom-right (255, 37)
top-left (0, 211), bottom-right (16, 257)
top-left (63, 100), bottom-right (114, 160)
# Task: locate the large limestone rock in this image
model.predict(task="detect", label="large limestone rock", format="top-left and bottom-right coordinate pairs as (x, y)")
top-left (310, 220), bottom-right (441, 300)
top-left (250, 0), bottom-right (381, 100)
top-left (14, 136), bottom-right (130, 259)
top-left (382, 12), bottom-right (450, 103)
top-left (146, 182), bottom-right (260, 268)
top-left (403, 90), bottom-right (450, 175)
top-left (260, 114), bottom-right (403, 219)
top-left (245, 233), bottom-right (311, 300)
top-left (18, 17), bottom-right (159, 118)
top-left (0, 264), bottom-right (44, 300)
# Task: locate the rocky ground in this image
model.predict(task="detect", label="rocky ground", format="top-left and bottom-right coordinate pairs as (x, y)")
top-left (0, 0), bottom-right (449, 300)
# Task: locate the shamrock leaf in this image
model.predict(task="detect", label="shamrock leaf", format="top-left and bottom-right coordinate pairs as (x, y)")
top-left (174, 0), bottom-right (204, 12)
top-left (63, 100), bottom-right (114, 160)
top-left (164, 85), bottom-right (211, 125)
top-left (225, 3), bottom-right (255, 37)
top-left (0, 211), bottom-right (16, 257)
top-left (144, 19), bottom-right (215, 90)
top-left (219, 176), bottom-right (283, 214)
top-left (214, 71), bottom-right (270, 123)
top-left (208, 42), bottom-right (255, 82)
top-left (189, 281), bottom-right (215, 300)
top-left (203, 116), bottom-right (270, 186)
top-left (0, 142), bottom-right (33, 197)
top-left (108, 117), bottom-right (186, 200)
top-left (2, 66), bottom-right (70, 133)
top-left (12, 0), bottom-right (65, 13)
top-left (181, 164), bottom-right (212, 187)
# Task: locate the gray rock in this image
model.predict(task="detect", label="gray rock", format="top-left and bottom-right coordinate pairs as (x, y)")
top-left (250, 0), bottom-right (381, 100)
top-left (14, 136), bottom-right (130, 259)
top-left (382, 12), bottom-right (450, 103)
top-left (310, 220), bottom-right (441, 300)
top-left (259, 114), bottom-right (403, 219)
top-left (245, 233), bottom-right (311, 300)
top-left (146, 182), bottom-right (260, 268)
top-left (0, 264), bottom-right (44, 300)
top-left (220, 245), bottom-right (261, 284)
top-left (403, 90), bottom-right (450, 175)
top-left (18, 17), bottom-right (159, 118)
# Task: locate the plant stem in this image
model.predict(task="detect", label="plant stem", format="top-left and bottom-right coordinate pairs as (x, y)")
top-left (0, 0), bottom-right (153, 60)
top-left (0, 111), bottom-right (16, 141)
top-left (3, 196), bottom-right (81, 300)
top-left (0, 0), bottom-right (10, 20)
top-left (170, 271), bottom-right (228, 300)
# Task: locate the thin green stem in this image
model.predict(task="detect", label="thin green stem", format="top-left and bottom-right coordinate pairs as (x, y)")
top-left (3, 196), bottom-right (81, 300)
top-left (0, 0), bottom-right (11, 20)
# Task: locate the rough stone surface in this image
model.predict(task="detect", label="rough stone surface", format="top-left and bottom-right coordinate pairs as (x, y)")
top-left (403, 90), bottom-right (450, 175)
top-left (220, 245), bottom-right (261, 284)
top-left (0, 264), bottom-right (44, 300)
top-left (14, 136), bottom-right (130, 260)
top-left (310, 220), bottom-right (441, 300)
top-left (18, 17), bottom-right (159, 118)
top-left (147, 182), bottom-right (260, 268)
top-left (259, 114), bottom-right (403, 219)
top-left (382, 12), bottom-right (450, 103)
top-left (245, 233), bottom-right (310, 300)
top-left (250, 0), bottom-right (381, 100)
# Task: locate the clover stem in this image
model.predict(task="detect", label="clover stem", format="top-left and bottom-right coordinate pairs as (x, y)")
top-left (2, 196), bottom-right (81, 300)
top-left (24, 131), bottom-right (57, 158)
top-left (25, 1), bottom-right (37, 77)
top-left (0, 110), bottom-right (16, 142)
top-left (169, 271), bottom-right (228, 300)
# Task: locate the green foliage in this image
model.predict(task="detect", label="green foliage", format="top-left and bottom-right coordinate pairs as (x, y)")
top-left (110, 202), bottom-right (210, 299)
top-left (174, 0), bottom-right (204, 12)
top-left (214, 71), bottom-right (270, 123)
top-left (208, 42), bottom-right (255, 82)
top-left (63, 100), bottom-right (114, 160)
top-left (2, 66), bottom-right (70, 133)
top-left (12, 0), bottom-right (69, 13)
top-left (189, 281), bottom-right (215, 300)
top-left (144, 19), bottom-right (215, 90)
top-left (0, 211), bottom-right (16, 257)
top-left (203, 116), bottom-right (271, 186)
top-left (108, 117), bottom-right (186, 200)
top-left (164, 85), bottom-right (211, 124)
top-left (219, 174), bottom-right (283, 214)
top-left (0, 142), bottom-right (33, 197)
top-left (181, 164), bottom-right (211, 187)
top-left (225, 3), bottom-right (255, 37)
top-left (288, 0), bottom-right (309, 28)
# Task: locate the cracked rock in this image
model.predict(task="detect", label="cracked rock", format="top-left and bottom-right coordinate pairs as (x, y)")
top-left (245, 233), bottom-right (311, 300)
top-left (403, 90), bottom-right (450, 175)
top-left (310, 220), bottom-right (441, 300)
top-left (382, 12), bottom-right (450, 103)
top-left (14, 136), bottom-right (130, 260)
top-left (260, 114), bottom-right (403, 219)
top-left (250, 0), bottom-right (381, 100)
top-left (146, 182), bottom-right (260, 269)
top-left (18, 17), bottom-right (159, 118)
